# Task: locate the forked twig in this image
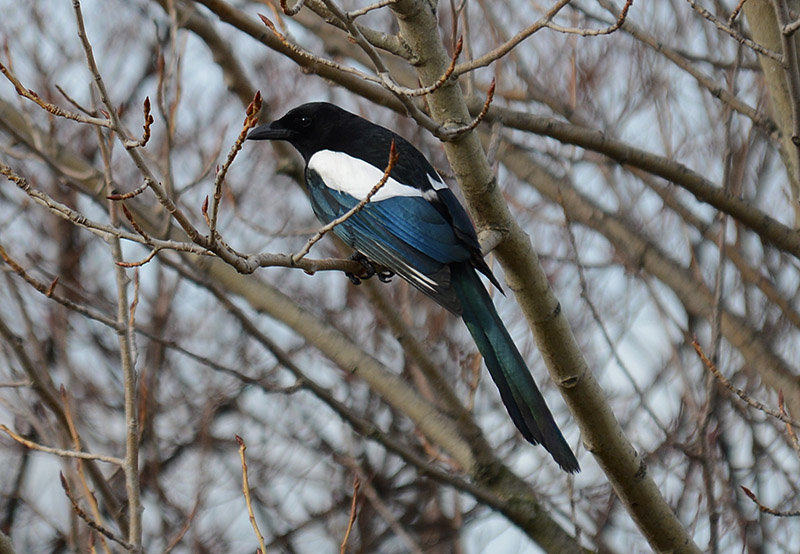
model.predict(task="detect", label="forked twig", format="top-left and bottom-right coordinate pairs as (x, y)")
top-left (439, 79), bottom-right (495, 139)
top-left (291, 141), bottom-right (398, 264)
top-left (0, 61), bottom-right (113, 129)
top-left (546, 0), bottom-right (634, 37)
top-left (377, 36), bottom-right (462, 97)
top-left (728, 0), bottom-right (747, 25)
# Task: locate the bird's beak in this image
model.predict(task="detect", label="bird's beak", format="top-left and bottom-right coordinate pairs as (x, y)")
top-left (247, 123), bottom-right (294, 141)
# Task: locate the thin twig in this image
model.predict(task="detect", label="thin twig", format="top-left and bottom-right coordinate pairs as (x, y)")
top-left (778, 392), bottom-right (800, 459)
top-left (339, 476), bottom-right (360, 554)
top-left (117, 248), bottom-right (161, 268)
top-left (686, 0), bottom-right (782, 61)
top-left (349, 0), bottom-right (396, 19)
top-left (741, 486), bottom-right (800, 517)
top-left (0, 381), bottom-right (32, 388)
top-left (55, 83), bottom-right (96, 115)
top-left (236, 435), bottom-right (268, 554)
top-left (0, 425), bottom-right (124, 465)
top-left (0, 61), bottom-right (113, 128)
top-left (291, 140), bottom-right (398, 263)
top-left (281, 0), bottom-right (307, 16)
top-left (107, 182), bottom-right (149, 201)
top-left (124, 96), bottom-right (154, 149)
top-left (60, 473), bottom-right (134, 549)
top-left (728, 0), bottom-right (747, 25)
top-left (545, 0), bottom-right (633, 36)
top-left (209, 91), bottom-right (262, 241)
top-left (0, 241), bottom-right (120, 328)
top-left (439, 79), bottom-right (494, 139)
top-left (61, 386), bottom-right (113, 554)
top-left (338, 458), bottom-right (425, 554)
top-left (120, 204), bottom-right (151, 242)
top-left (0, 161), bottom-right (214, 257)
top-left (692, 339), bottom-right (799, 427)
top-left (322, 0), bottom-right (447, 100)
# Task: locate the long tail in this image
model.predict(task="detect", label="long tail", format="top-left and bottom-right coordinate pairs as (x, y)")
top-left (451, 262), bottom-right (580, 473)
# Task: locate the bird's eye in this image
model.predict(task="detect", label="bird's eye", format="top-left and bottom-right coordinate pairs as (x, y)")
top-left (299, 116), bottom-right (312, 128)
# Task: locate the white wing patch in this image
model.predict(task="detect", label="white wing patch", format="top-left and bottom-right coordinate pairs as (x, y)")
top-left (428, 172), bottom-right (447, 190)
top-left (308, 150), bottom-right (423, 202)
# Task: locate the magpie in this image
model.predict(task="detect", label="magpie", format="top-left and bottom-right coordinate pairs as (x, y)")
top-left (248, 102), bottom-right (579, 472)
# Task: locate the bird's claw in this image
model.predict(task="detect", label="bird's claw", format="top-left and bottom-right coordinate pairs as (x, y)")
top-left (345, 272), bottom-right (363, 285)
top-left (377, 270), bottom-right (394, 283)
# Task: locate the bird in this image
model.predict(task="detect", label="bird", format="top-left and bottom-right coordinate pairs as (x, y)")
top-left (247, 102), bottom-right (579, 473)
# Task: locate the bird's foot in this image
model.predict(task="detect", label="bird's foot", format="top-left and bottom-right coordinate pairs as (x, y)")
top-left (345, 252), bottom-right (375, 285)
top-left (345, 252), bottom-right (394, 285)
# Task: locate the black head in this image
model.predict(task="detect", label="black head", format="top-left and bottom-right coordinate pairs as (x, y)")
top-left (247, 102), bottom-right (367, 162)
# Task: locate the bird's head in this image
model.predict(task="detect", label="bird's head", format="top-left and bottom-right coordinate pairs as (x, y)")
top-left (247, 102), bottom-right (356, 162)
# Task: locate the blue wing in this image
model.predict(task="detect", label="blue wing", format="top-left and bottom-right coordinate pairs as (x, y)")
top-left (305, 169), bottom-right (472, 313)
